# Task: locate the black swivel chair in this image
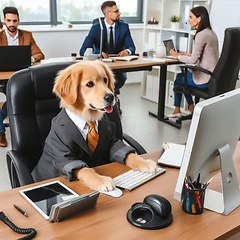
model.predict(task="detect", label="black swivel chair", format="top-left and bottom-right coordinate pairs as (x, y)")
top-left (6, 62), bottom-right (146, 189)
top-left (173, 27), bottom-right (240, 126)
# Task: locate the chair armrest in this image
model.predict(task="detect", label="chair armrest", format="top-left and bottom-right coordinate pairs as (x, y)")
top-left (123, 133), bottom-right (147, 155)
top-left (179, 64), bottom-right (213, 91)
top-left (6, 150), bottom-right (34, 188)
top-left (180, 64), bottom-right (213, 75)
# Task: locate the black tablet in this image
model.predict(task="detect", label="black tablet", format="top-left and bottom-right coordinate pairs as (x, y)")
top-left (19, 180), bottom-right (79, 220)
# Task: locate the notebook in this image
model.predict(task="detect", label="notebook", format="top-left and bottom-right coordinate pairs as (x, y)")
top-left (110, 55), bottom-right (139, 61)
top-left (163, 39), bottom-right (178, 59)
top-left (158, 142), bottom-right (185, 168)
top-left (0, 45), bottom-right (31, 71)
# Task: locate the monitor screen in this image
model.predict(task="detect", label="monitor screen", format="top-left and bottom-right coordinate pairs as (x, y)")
top-left (174, 88), bottom-right (240, 215)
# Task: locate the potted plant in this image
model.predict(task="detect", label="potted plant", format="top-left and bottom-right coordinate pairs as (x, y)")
top-left (170, 15), bottom-right (181, 29)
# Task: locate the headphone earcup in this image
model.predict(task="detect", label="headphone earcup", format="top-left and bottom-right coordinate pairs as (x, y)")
top-left (143, 194), bottom-right (172, 218)
top-left (128, 202), bottom-right (154, 224)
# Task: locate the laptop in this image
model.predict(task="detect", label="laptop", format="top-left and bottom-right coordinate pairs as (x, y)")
top-left (163, 39), bottom-right (178, 59)
top-left (0, 45), bottom-right (31, 71)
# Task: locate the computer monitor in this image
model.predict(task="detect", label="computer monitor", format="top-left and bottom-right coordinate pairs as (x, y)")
top-left (174, 88), bottom-right (240, 215)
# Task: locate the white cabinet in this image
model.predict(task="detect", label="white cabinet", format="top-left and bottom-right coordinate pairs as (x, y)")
top-left (142, 0), bottom-right (211, 110)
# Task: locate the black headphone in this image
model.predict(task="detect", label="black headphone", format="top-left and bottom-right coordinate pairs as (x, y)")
top-left (127, 194), bottom-right (173, 230)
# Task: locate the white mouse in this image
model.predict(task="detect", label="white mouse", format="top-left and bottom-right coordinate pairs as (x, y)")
top-left (99, 187), bottom-right (123, 198)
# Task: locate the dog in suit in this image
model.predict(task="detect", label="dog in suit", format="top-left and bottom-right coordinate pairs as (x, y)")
top-left (32, 61), bottom-right (157, 192)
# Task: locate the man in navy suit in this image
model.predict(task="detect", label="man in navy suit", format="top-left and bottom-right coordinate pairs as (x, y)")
top-left (80, 1), bottom-right (136, 103)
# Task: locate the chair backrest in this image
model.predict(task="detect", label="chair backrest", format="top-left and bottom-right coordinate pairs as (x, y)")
top-left (92, 17), bottom-right (104, 24)
top-left (7, 62), bottom-right (74, 171)
top-left (92, 17), bottom-right (123, 24)
top-left (208, 27), bottom-right (240, 97)
top-left (6, 62), bottom-right (124, 187)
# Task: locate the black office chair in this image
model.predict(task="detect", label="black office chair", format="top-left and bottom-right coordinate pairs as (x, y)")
top-left (92, 17), bottom-right (123, 24)
top-left (173, 27), bottom-right (240, 126)
top-left (6, 62), bottom-right (146, 189)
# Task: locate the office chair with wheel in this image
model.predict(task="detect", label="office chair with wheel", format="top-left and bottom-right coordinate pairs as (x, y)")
top-left (6, 62), bottom-right (146, 189)
top-left (173, 27), bottom-right (240, 126)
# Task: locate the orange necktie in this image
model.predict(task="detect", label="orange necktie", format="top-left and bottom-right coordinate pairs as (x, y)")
top-left (87, 121), bottom-right (99, 153)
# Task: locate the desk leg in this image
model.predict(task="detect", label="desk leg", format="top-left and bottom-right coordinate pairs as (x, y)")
top-left (148, 65), bottom-right (181, 129)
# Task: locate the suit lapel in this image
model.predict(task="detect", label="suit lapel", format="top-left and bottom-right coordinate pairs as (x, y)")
top-left (94, 116), bottom-right (111, 154)
top-left (102, 22), bottom-right (108, 53)
top-left (59, 109), bottom-right (92, 155)
top-left (0, 31), bottom-right (8, 45)
top-left (115, 22), bottom-right (120, 48)
top-left (18, 30), bottom-right (24, 45)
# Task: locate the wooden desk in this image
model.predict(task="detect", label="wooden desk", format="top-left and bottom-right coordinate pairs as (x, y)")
top-left (107, 57), bottom-right (181, 128)
top-left (1, 147), bottom-right (240, 240)
top-left (0, 57), bottom-right (180, 128)
top-left (0, 71), bottom-right (15, 80)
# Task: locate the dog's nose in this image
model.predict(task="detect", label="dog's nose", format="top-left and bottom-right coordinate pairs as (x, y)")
top-left (104, 93), bottom-right (114, 103)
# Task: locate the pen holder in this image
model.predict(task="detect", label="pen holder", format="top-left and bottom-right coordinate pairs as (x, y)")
top-left (182, 186), bottom-right (206, 215)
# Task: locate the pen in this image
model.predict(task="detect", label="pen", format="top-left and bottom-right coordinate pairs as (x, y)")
top-left (13, 204), bottom-right (28, 217)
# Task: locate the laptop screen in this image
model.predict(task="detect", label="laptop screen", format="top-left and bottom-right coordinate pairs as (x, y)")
top-left (0, 45), bottom-right (31, 71)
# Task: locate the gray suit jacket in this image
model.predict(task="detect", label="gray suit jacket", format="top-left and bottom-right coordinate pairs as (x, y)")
top-left (32, 109), bottom-right (135, 182)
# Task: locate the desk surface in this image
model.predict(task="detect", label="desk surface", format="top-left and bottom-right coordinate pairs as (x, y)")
top-left (1, 147), bottom-right (240, 240)
top-left (0, 56), bottom-right (177, 80)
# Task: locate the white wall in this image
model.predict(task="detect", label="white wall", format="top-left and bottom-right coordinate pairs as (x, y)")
top-left (210, 0), bottom-right (240, 52)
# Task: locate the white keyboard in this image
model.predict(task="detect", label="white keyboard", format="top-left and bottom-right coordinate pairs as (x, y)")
top-left (114, 168), bottom-right (166, 191)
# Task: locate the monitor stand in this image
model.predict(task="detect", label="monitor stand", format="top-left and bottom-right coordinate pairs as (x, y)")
top-left (204, 144), bottom-right (240, 215)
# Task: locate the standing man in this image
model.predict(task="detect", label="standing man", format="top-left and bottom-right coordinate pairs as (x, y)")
top-left (0, 6), bottom-right (44, 147)
top-left (80, 1), bottom-right (136, 113)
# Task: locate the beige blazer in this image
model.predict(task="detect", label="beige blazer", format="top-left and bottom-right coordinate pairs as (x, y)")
top-left (0, 29), bottom-right (44, 62)
top-left (179, 28), bottom-right (219, 85)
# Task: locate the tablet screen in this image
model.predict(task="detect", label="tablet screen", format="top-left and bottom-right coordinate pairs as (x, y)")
top-left (163, 39), bottom-right (176, 56)
top-left (19, 180), bottom-right (79, 219)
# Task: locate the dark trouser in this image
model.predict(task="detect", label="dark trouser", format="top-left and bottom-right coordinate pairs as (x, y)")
top-left (174, 72), bottom-right (208, 107)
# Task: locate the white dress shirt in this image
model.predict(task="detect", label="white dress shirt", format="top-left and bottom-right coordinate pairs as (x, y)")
top-left (66, 109), bottom-right (98, 140)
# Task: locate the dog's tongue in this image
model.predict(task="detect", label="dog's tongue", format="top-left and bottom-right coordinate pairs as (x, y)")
top-left (104, 106), bottom-right (113, 113)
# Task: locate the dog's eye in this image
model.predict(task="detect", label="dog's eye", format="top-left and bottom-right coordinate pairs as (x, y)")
top-left (104, 77), bottom-right (108, 84)
top-left (86, 81), bottom-right (94, 88)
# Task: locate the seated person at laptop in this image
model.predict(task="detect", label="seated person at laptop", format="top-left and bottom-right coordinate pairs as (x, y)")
top-left (167, 6), bottom-right (219, 118)
top-left (79, 1), bottom-right (136, 114)
top-left (0, 6), bottom-right (44, 147)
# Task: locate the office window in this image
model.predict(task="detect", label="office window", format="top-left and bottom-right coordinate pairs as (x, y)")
top-left (57, 0), bottom-right (141, 23)
top-left (0, 0), bottom-right (50, 24)
top-left (0, 0), bottom-right (142, 25)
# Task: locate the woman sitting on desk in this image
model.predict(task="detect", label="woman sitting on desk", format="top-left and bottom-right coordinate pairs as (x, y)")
top-left (168, 6), bottom-right (219, 118)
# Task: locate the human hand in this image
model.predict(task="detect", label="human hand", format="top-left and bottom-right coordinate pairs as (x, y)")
top-left (102, 52), bottom-right (109, 58)
top-left (117, 50), bottom-right (129, 57)
top-left (170, 48), bottom-right (178, 58)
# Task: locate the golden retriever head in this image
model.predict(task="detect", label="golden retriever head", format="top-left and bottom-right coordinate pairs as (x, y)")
top-left (53, 60), bottom-right (115, 122)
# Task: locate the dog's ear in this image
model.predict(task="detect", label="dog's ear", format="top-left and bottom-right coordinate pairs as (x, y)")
top-left (98, 61), bottom-right (115, 93)
top-left (53, 68), bottom-right (81, 105)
